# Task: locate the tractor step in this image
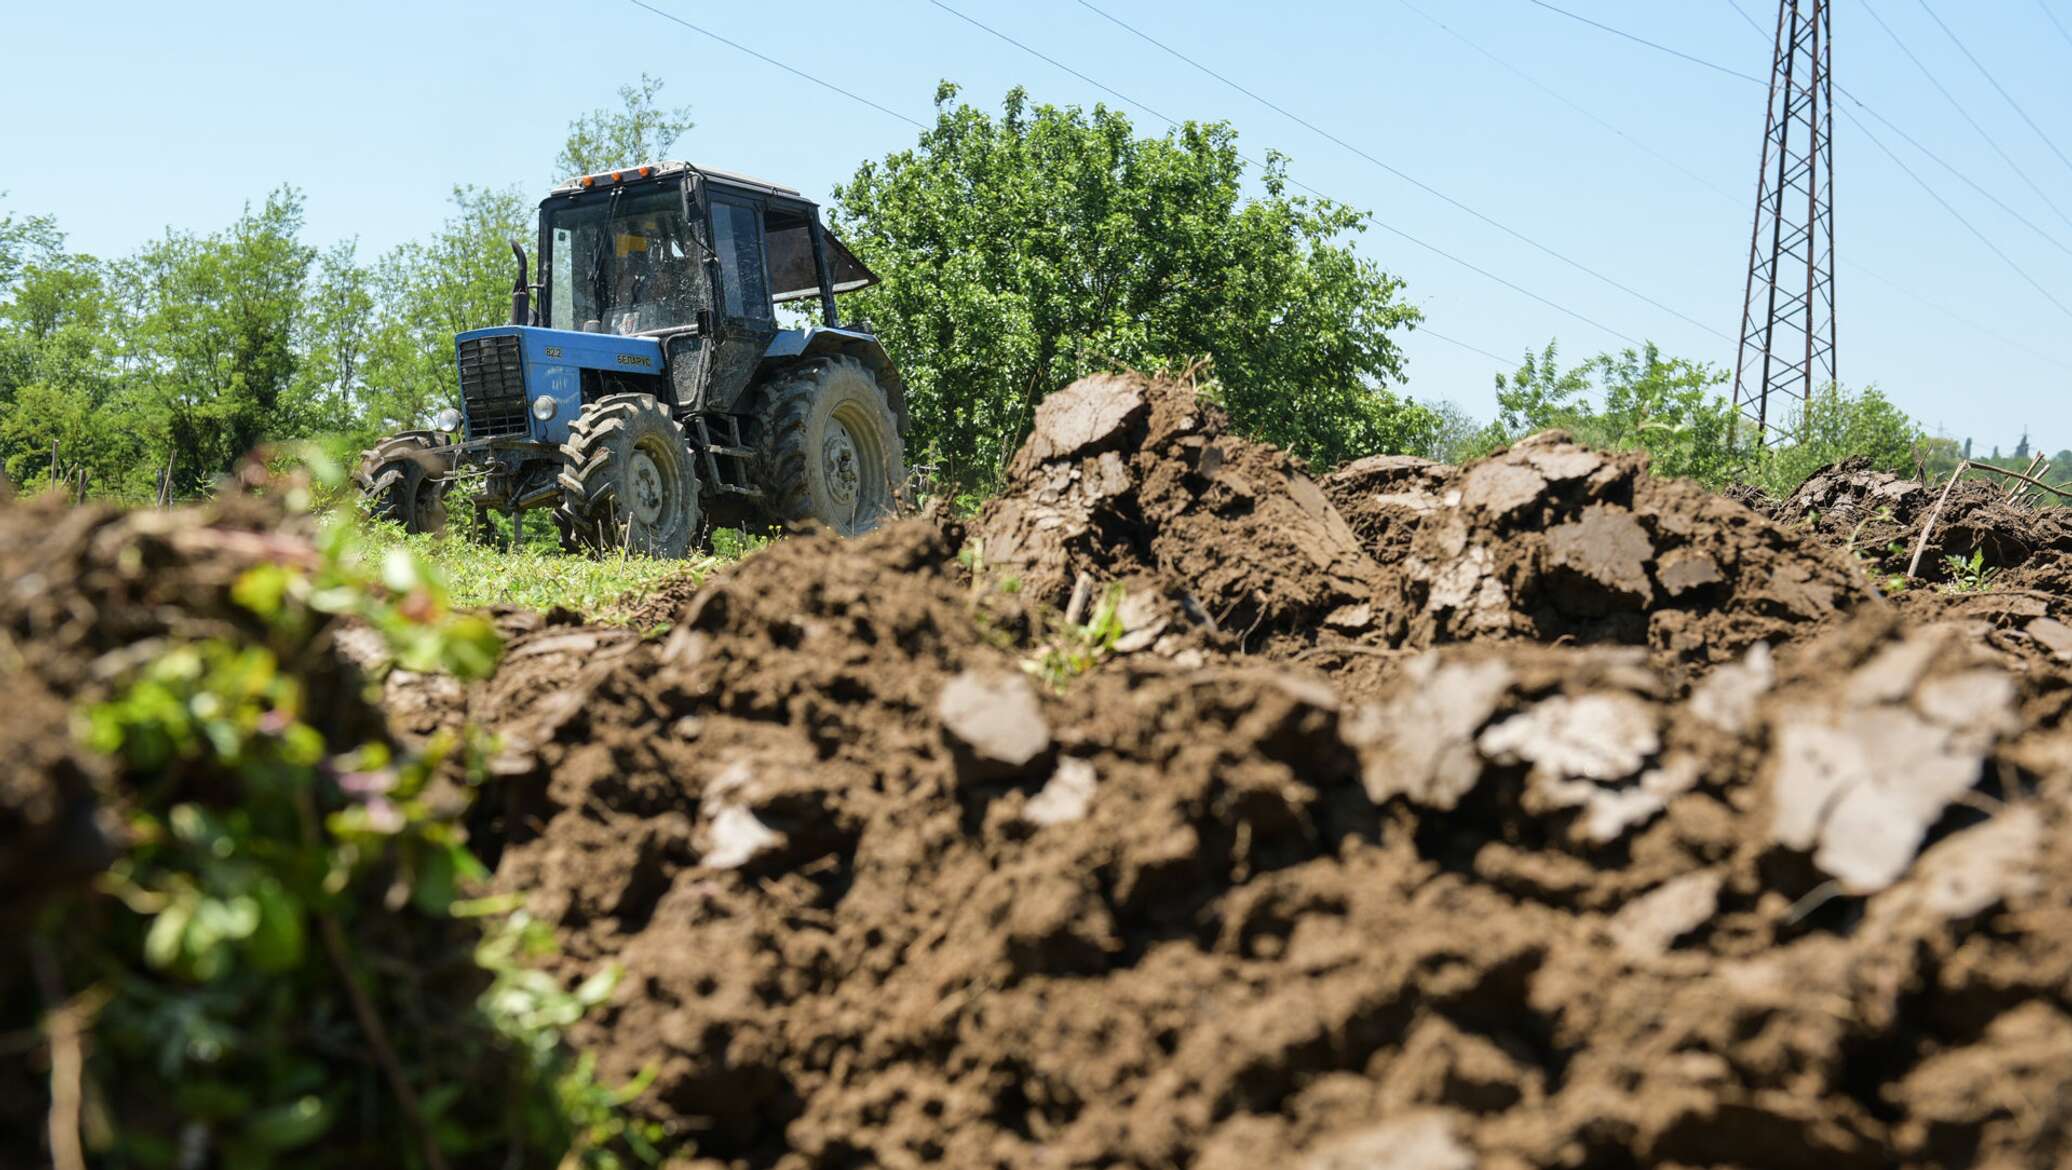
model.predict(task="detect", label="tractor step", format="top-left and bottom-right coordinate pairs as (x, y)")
top-left (689, 414), bottom-right (761, 498)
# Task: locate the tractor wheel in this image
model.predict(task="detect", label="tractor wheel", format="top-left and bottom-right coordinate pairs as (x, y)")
top-left (356, 431), bottom-right (451, 535)
top-left (555, 394), bottom-right (701, 557)
top-left (754, 357), bottom-right (904, 537)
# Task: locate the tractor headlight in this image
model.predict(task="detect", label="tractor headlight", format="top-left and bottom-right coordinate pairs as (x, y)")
top-left (532, 395), bottom-right (559, 421)
top-left (434, 407), bottom-right (463, 433)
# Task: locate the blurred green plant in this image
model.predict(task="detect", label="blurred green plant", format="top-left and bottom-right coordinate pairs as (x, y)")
top-left (33, 449), bottom-right (658, 1169)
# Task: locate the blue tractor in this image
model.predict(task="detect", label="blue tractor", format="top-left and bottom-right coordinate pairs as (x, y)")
top-left (356, 161), bottom-right (907, 556)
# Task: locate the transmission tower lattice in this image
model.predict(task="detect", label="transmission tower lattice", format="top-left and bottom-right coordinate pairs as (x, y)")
top-left (1732, 0), bottom-right (1836, 444)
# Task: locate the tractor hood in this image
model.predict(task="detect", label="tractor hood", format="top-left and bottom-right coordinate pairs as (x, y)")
top-left (454, 325), bottom-right (665, 445)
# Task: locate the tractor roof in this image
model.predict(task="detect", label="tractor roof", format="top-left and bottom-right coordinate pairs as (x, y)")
top-left (548, 161), bottom-right (809, 203)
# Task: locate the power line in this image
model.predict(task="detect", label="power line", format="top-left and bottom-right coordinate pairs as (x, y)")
top-left (1396, 0), bottom-right (1744, 207)
top-left (1858, 0), bottom-right (2072, 234)
top-left (621, 0), bottom-right (926, 130)
top-left (1840, 103), bottom-right (2072, 322)
top-left (1487, 0), bottom-right (2072, 371)
top-left (1715, 0), bottom-right (2072, 369)
top-left (1073, 0), bottom-right (1733, 344)
top-left (1525, 0), bottom-right (1769, 84)
top-left (1418, 327), bottom-right (1513, 365)
top-left (924, 0), bottom-right (1644, 347)
top-left (1713, 0), bottom-right (2072, 261)
top-left (616, 0), bottom-right (1529, 368)
top-left (2040, 0), bottom-right (2072, 53)
top-left (1912, 0), bottom-right (2072, 180)
top-left (1547, 0), bottom-right (2072, 323)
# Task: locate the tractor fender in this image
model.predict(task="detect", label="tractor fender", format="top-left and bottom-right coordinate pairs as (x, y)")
top-left (751, 326), bottom-right (909, 434)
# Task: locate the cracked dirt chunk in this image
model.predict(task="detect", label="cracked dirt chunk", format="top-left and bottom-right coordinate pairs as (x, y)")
top-left (1609, 871), bottom-right (1722, 959)
top-left (1477, 692), bottom-right (1659, 783)
top-left (1352, 655), bottom-right (1513, 809)
top-left (1871, 806), bottom-right (2042, 924)
top-left (1545, 504), bottom-right (1656, 601)
top-left (1012, 372), bottom-right (1148, 465)
top-left (1300, 1113), bottom-right (1476, 1170)
top-left (1656, 547), bottom-right (1725, 596)
top-left (1689, 643), bottom-right (1774, 734)
top-left (938, 669), bottom-right (1053, 777)
top-left (1459, 460), bottom-right (1546, 520)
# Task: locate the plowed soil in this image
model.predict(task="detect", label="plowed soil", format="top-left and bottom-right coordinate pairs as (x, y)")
top-left (9, 374), bottom-right (2072, 1169)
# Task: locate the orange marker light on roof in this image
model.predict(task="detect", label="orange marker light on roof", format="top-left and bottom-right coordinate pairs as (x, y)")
top-left (611, 170), bottom-right (623, 182)
top-left (640, 166), bottom-right (653, 177)
top-left (580, 176), bottom-right (595, 188)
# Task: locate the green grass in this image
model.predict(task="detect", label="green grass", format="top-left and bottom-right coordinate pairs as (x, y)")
top-left (353, 520), bottom-right (763, 619)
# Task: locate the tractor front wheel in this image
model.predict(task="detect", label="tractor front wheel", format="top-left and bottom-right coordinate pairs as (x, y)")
top-left (356, 431), bottom-right (451, 535)
top-left (555, 394), bottom-right (702, 557)
top-left (754, 357), bottom-right (904, 537)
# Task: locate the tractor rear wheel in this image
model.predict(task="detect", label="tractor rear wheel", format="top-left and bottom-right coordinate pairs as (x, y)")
top-left (356, 431), bottom-right (451, 535)
top-left (555, 394), bottom-right (701, 557)
top-left (754, 357), bottom-right (904, 537)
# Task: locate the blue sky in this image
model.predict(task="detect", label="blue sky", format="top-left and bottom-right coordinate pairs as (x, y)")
top-left (4, 0), bottom-right (2069, 453)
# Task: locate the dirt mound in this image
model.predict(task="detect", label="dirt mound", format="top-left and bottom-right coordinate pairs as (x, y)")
top-left (1777, 457), bottom-right (2072, 582)
top-left (970, 373), bottom-right (1377, 655)
top-left (1323, 431), bottom-right (1879, 683)
top-left (480, 515), bottom-right (2072, 1168)
top-left (470, 380), bottom-right (2072, 1168)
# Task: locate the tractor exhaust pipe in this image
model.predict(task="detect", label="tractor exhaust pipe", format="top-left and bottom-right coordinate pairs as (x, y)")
top-left (508, 240), bottom-right (531, 327)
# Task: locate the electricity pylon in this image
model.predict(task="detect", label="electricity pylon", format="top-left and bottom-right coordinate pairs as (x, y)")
top-left (1732, 0), bottom-right (1836, 445)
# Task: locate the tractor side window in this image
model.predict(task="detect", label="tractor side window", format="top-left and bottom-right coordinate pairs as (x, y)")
top-left (711, 199), bottom-right (771, 322)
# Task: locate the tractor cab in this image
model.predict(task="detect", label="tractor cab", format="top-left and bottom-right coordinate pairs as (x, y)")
top-left (536, 162), bottom-right (877, 340)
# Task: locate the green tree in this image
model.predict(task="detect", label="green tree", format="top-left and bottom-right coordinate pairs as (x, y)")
top-left (356, 185), bottom-right (530, 440)
top-left (1743, 384), bottom-right (1922, 497)
top-left (0, 247), bottom-right (144, 493)
top-left (1488, 339), bottom-right (1736, 483)
top-left (554, 72), bottom-right (695, 179)
top-left (830, 84), bottom-right (1433, 486)
top-left (0, 197), bottom-right (62, 293)
top-left (121, 187), bottom-right (317, 492)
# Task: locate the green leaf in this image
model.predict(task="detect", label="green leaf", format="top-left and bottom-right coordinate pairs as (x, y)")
top-left (246, 878), bottom-right (305, 973)
top-left (231, 564), bottom-right (294, 620)
top-left (241, 1095), bottom-right (334, 1150)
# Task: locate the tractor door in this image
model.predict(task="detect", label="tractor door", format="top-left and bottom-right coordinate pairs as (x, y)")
top-left (701, 190), bottom-right (779, 413)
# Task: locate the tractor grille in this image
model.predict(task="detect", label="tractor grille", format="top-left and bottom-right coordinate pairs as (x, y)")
top-left (457, 334), bottom-right (529, 438)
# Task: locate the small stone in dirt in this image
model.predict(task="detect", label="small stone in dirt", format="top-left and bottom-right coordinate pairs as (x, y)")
top-left (1301, 1113), bottom-right (1475, 1170)
top-left (1610, 871), bottom-right (1722, 959)
top-left (938, 670), bottom-right (1054, 778)
top-left (701, 805), bottom-right (784, 870)
top-left (1024, 757), bottom-right (1098, 826)
top-left (2027, 618), bottom-right (2072, 661)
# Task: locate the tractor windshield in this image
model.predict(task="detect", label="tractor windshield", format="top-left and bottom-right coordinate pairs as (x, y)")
top-left (546, 184), bottom-right (706, 335)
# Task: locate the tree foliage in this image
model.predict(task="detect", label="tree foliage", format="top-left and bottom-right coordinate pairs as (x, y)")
top-left (1464, 337), bottom-right (1925, 496)
top-left (554, 73), bottom-right (695, 179)
top-left (830, 85), bottom-right (1434, 487)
